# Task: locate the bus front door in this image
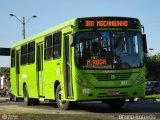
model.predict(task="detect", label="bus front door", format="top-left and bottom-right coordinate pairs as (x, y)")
top-left (37, 43), bottom-right (43, 96)
top-left (64, 35), bottom-right (73, 99)
top-left (15, 50), bottom-right (20, 96)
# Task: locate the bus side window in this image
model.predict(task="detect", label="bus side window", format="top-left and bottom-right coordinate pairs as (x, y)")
top-left (44, 35), bottom-right (52, 60)
top-left (53, 32), bottom-right (61, 58)
top-left (21, 44), bottom-right (28, 65)
top-left (28, 41), bottom-right (35, 64)
top-left (11, 49), bottom-right (15, 67)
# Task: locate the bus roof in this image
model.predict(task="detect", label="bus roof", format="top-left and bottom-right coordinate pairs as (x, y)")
top-left (11, 16), bottom-right (140, 48)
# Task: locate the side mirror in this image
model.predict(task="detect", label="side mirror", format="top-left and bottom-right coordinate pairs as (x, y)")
top-left (142, 34), bottom-right (148, 53)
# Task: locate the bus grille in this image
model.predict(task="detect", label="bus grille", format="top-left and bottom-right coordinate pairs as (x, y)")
top-left (93, 73), bottom-right (131, 81)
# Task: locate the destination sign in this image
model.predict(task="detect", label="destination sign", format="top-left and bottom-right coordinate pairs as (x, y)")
top-left (78, 17), bottom-right (139, 29)
top-left (86, 59), bottom-right (107, 66)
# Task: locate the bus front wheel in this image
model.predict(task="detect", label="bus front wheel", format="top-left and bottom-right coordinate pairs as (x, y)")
top-left (56, 85), bottom-right (70, 110)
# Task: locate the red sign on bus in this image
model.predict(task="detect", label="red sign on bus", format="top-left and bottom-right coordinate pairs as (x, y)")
top-left (78, 17), bottom-right (138, 29)
top-left (86, 59), bottom-right (107, 66)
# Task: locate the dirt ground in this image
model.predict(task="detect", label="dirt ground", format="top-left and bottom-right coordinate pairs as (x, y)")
top-left (0, 114), bottom-right (113, 120)
top-left (1, 97), bottom-right (160, 120)
top-left (0, 97), bottom-right (116, 120)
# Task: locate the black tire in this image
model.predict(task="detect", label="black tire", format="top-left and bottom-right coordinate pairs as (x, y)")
top-left (129, 98), bottom-right (134, 103)
top-left (56, 85), bottom-right (70, 110)
top-left (107, 99), bottom-right (125, 109)
top-left (9, 94), bottom-right (14, 101)
top-left (32, 98), bottom-right (40, 105)
top-left (23, 85), bottom-right (33, 105)
top-left (9, 95), bottom-right (12, 101)
top-left (14, 96), bottom-right (19, 102)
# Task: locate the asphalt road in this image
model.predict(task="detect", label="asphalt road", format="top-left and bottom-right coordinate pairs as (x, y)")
top-left (0, 97), bottom-right (160, 120)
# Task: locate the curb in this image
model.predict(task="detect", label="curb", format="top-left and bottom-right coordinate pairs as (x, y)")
top-left (126, 98), bottom-right (160, 103)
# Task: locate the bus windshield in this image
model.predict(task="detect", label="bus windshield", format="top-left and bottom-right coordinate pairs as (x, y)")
top-left (75, 31), bottom-right (144, 69)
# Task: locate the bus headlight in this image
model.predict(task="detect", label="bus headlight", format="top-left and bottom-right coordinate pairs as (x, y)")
top-left (82, 81), bottom-right (88, 86)
top-left (134, 77), bottom-right (144, 85)
top-left (75, 76), bottom-right (88, 86)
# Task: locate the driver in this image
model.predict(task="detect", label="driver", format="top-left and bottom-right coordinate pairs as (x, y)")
top-left (91, 42), bottom-right (106, 58)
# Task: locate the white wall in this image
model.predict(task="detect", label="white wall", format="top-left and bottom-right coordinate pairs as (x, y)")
top-left (0, 76), bottom-right (4, 89)
top-left (0, 56), bottom-right (10, 67)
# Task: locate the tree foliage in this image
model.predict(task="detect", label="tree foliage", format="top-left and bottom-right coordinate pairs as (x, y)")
top-left (145, 53), bottom-right (160, 81)
top-left (0, 67), bottom-right (10, 80)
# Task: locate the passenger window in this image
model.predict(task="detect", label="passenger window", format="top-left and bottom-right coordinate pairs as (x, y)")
top-left (53, 32), bottom-right (61, 58)
top-left (44, 35), bottom-right (52, 60)
top-left (28, 41), bottom-right (35, 64)
top-left (11, 49), bottom-right (15, 67)
top-left (21, 44), bottom-right (28, 65)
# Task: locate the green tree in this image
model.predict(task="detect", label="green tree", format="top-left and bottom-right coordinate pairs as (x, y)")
top-left (145, 53), bottom-right (160, 81)
top-left (0, 67), bottom-right (10, 80)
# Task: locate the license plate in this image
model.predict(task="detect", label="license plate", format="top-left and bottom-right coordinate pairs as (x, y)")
top-left (108, 91), bottom-right (120, 95)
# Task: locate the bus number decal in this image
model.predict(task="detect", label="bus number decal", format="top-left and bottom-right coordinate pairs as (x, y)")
top-left (85, 21), bottom-right (95, 27)
top-left (22, 73), bottom-right (28, 79)
top-left (121, 81), bottom-right (128, 86)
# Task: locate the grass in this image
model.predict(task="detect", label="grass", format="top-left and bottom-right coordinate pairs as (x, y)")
top-left (145, 94), bottom-right (160, 99)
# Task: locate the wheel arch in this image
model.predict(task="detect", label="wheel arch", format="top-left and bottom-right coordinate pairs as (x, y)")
top-left (54, 80), bottom-right (60, 95)
top-left (23, 82), bottom-right (27, 96)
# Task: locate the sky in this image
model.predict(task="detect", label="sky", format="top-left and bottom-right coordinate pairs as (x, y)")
top-left (0, 0), bottom-right (160, 67)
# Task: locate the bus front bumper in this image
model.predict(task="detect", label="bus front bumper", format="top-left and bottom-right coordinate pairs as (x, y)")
top-left (75, 83), bottom-right (145, 101)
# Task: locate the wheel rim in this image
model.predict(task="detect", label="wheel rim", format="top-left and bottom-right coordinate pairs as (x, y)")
top-left (56, 85), bottom-right (70, 109)
top-left (24, 87), bottom-right (28, 103)
top-left (58, 90), bottom-right (63, 104)
top-left (24, 95), bottom-right (28, 102)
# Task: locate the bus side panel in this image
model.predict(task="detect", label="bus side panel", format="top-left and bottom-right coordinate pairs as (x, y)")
top-left (20, 64), bottom-right (38, 98)
top-left (43, 61), bottom-right (53, 99)
top-left (43, 32), bottom-right (63, 100)
top-left (10, 68), bottom-right (17, 96)
top-left (43, 60), bottom-right (62, 99)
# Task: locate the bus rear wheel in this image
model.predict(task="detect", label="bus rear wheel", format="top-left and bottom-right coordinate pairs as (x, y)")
top-left (106, 99), bottom-right (125, 109)
top-left (23, 85), bottom-right (33, 106)
top-left (32, 98), bottom-right (40, 105)
top-left (56, 85), bottom-right (70, 110)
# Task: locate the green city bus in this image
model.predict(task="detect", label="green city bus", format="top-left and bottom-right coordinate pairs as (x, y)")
top-left (10, 16), bottom-right (147, 109)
